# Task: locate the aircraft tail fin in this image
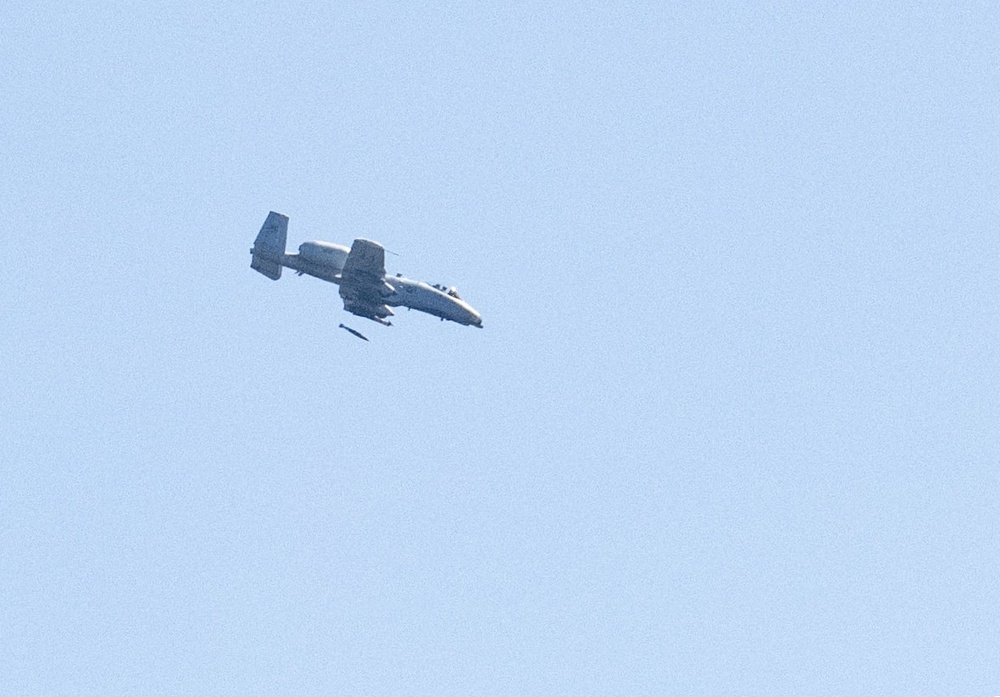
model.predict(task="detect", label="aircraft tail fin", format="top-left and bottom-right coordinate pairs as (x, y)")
top-left (250, 211), bottom-right (288, 280)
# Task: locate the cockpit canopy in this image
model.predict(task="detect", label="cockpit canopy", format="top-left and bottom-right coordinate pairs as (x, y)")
top-left (431, 283), bottom-right (462, 299)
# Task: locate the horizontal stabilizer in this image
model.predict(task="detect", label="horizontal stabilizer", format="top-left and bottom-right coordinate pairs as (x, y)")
top-left (251, 255), bottom-right (282, 280)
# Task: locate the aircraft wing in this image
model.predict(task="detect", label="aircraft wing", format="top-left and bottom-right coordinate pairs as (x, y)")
top-left (341, 238), bottom-right (386, 286)
top-left (339, 238), bottom-right (393, 321)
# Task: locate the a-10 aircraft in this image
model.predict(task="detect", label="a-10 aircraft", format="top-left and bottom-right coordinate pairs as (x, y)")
top-left (251, 212), bottom-right (483, 339)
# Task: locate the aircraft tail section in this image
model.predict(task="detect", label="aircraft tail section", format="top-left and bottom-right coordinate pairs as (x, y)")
top-left (250, 211), bottom-right (288, 280)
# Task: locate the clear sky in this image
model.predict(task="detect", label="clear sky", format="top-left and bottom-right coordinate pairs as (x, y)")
top-left (2, 1), bottom-right (998, 694)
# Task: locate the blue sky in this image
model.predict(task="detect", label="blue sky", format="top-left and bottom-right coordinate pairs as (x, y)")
top-left (2, 1), bottom-right (998, 694)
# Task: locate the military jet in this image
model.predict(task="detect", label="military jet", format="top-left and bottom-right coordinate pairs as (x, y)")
top-left (250, 212), bottom-right (483, 338)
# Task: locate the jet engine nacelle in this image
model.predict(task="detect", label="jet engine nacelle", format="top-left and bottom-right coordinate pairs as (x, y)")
top-left (298, 241), bottom-right (350, 270)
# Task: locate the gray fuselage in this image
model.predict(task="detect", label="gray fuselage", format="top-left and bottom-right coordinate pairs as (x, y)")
top-left (279, 247), bottom-right (483, 327)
